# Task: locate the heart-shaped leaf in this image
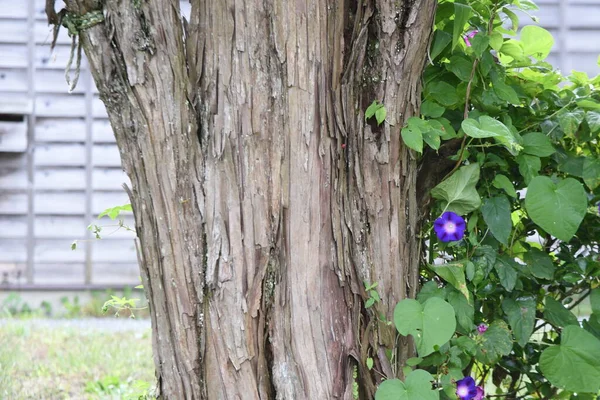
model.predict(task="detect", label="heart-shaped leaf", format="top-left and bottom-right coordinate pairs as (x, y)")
top-left (476, 320), bottom-right (513, 364)
top-left (540, 326), bottom-right (600, 393)
top-left (394, 297), bottom-right (456, 357)
top-left (431, 164), bottom-right (481, 215)
top-left (525, 176), bottom-right (587, 241)
top-left (481, 196), bottom-right (512, 245)
top-left (544, 296), bottom-right (579, 328)
top-left (502, 297), bottom-right (536, 347)
top-left (375, 370), bottom-right (438, 400)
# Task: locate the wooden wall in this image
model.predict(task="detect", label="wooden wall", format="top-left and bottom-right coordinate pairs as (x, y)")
top-left (0, 0), bottom-right (138, 288)
top-left (0, 0), bottom-right (598, 289)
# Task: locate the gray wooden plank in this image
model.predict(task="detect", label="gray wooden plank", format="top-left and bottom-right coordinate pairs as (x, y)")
top-left (0, 216), bottom-right (28, 238)
top-left (0, 239), bottom-right (27, 262)
top-left (0, 153), bottom-right (27, 169)
top-left (0, 45), bottom-right (28, 68)
top-left (0, 93), bottom-right (32, 114)
top-left (0, 168), bottom-right (27, 190)
top-left (36, 69), bottom-right (85, 93)
top-left (36, 94), bottom-right (86, 117)
top-left (92, 239), bottom-right (138, 263)
top-left (35, 168), bottom-right (86, 190)
top-left (92, 144), bottom-right (123, 167)
top-left (34, 215), bottom-right (86, 238)
top-left (36, 117), bottom-right (86, 142)
top-left (34, 192), bottom-right (86, 215)
top-left (567, 5), bottom-right (600, 28)
top-left (35, 44), bottom-right (83, 70)
top-left (92, 119), bottom-right (115, 143)
top-left (34, 239), bottom-right (86, 262)
top-left (566, 30), bottom-right (600, 51)
top-left (35, 20), bottom-right (70, 45)
top-left (0, 68), bottom-right (28, 92)
top-left (92, 262), bottom-right (140, 285)
top-left (0, 120), bottom-right (28, 152)
top-left (0, 1), bottom-right (27, 18)
top-left (0, 193), bottom-right (27, 214)
top-left (562, 52), bottom-right (600, 76)
top-left (92, 96), bottom-right (108, 118)
top-left (93, 168), bottom-right (130, 190)
top-left (0, 19), bottom-right (28, 43)
top-left (34, 263), bottom-right (85, 284)
top-left (34, 144), bottom-right (86, 166)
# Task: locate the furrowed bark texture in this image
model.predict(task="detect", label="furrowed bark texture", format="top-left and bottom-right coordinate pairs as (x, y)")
top-left (59, 0), bottom-right (436, 398)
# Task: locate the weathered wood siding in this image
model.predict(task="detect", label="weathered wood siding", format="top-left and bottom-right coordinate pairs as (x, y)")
top-left (0, 0), bottom-right (137, 287)
top-left (0, 0), bottom-right (598, 288)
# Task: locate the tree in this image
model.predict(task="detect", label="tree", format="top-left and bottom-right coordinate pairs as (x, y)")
top-left (47, 0), bottom-right (438, 398)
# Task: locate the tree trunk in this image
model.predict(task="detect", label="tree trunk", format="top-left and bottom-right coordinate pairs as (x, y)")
top-left (53, 0), bottom-right (436, 398)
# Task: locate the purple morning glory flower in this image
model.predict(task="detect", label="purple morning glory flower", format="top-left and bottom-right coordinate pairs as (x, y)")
top-left (474, 386), bottom-right (485, 400)
top-left (434, 211), bottom-right (466, 242)
top-left (477, 323), bottom-right (488, 334)
top-left (464, 30), bottom-right (478, 47)
top-left (456, 377), bottom-right (478, 400)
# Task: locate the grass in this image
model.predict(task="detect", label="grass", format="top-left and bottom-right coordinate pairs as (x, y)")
top-left (0, 320), bottom-right (155, 399)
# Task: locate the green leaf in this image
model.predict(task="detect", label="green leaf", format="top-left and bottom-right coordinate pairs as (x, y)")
top-left (452, 3), bottom-right (473, 51)
top-left (525, 176), bottom-right (587, 241)
top-left (521, 132), bottom-right (555, 157)
top-left (523, 248), bottom-right (555, 280)
top-left (521, 25), bottom-right (554, 60)
top-left (429, 262), bottom-right (469, 302)
top-left (427, 81), bottom-right (459, 107)
top-left (492, 79), bottom-right (520, 105)
top-left (421, 100), bottom-right (445, 118)
top-left (481, 196), bottom-right (512, 246)
top-left (471, 245), bottom-right (496, 283)
top-left (558, 109), bottom-right (584, 136)
top-left (417, 281), bottom-right (446, 304)
top-left (502, 297), bottom-right (536, 347)
top-left (477, 320), bottom-right (513, 364)
top-left (375, 106), bottom-right (387, 125)
top-left (394, 297), bottom-right (456, 357)
top-left (436, 117), bottom-right (457, 140)
top-left (544, 296), bottom-right (579, 328)
top-left (430, 30), bottom-right (452, 60)
top-left (71, 240), bottom-right (77, 251)
top-left (401, 128), bottom-right (423, 153)
top-left (492, 174), bottom-right (518, 198)
top-left (494, 255), bottom-right (518, 291)
top-left (470, 33), bottom-right (490, 57)
top-left (98, 204), bottom-right (133, 220)
top-left (502, 7), bottom-right (519, 35)
top-left (447, 55), bottom-right (473, 82)
top-left (540, 326), bottom-right (600, 393)
top-left (448, 289), bottom-right (474, 333)
top-left (517, 154), bottom-right (541, 184)
top-left (366, 357), bottom-right (374, 370)
top-left (365, 101), bottom-right (383, 120)
top-left (582, 157), bottom-right (600, 190)
top-left (577, 99), bottom-right (600, 111)
top-left (462, 116), bottom-right (510, 138)
top-left (489, 31), bottom-right (503, 51)
top-left (422, 129), bottom-right (441, 151)
top-left (586, 111), bottom-right (600, 133)
top-left (431, 164), bottom-right (481, 215)
top-left (591, 289), bottom-right (600, 315)
top-left (375, 370), bottom-right (438, 400)
top-left (499, 40), bottom-right (525, 61)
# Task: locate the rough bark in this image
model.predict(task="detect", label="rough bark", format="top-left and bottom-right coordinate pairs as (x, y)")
top-left (51, 0), bottom-right (436, 398)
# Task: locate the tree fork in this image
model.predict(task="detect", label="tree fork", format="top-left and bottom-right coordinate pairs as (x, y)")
top-left (48, 0), bottom-right (436, 398)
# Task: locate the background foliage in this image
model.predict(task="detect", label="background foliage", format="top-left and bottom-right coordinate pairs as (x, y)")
top-left (376, 0), bottom-right (600, 398)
